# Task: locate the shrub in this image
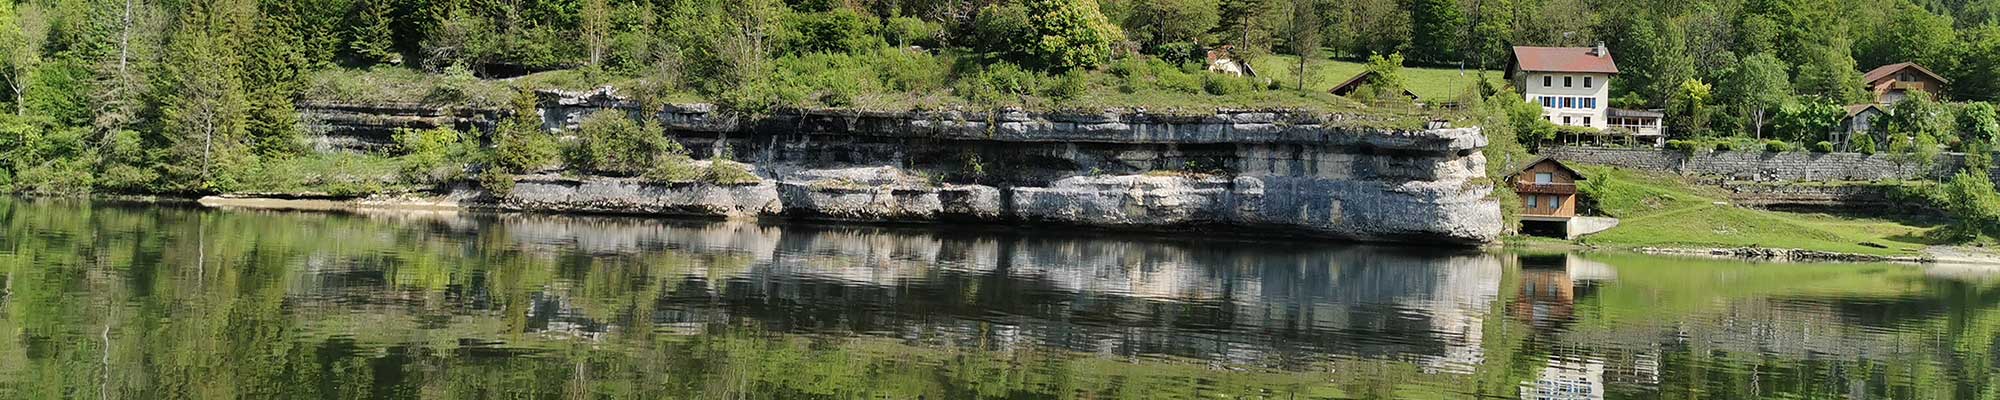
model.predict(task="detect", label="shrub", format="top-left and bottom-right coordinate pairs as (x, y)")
top-left (1714, 141), bottom-right (1736, 152)
top-left (1764, 140), bottom-right (1790, 153)
top-left (645, 154), bottom-right (703, 182)
top-left (393, 127), bottom-right (468, 184)
top-left (1046, 69), bottom-right (1089, 101)
top-left (780, 9), bottom-right (884, 55)
top-left (881, 17), bottom-right (943, 48)
top-left (704, 160), bottom-right (762, 185)
top-left (1853, 133), bottom-right (1878, 155)
top-left (573, 110), bottom-right (688, 176)
top-left (1155, 42), bottom-right (1199, 66)
top-left (478, 169), bottom-right (515, 195)
top-left (1666, 139), bottom-right (1701, 153)
top-left (1022, 0), bottom-right (1125, 71)
top-left (1201, 73), bottom-right (1254, 96)
top-left (875, 48), bottom-right (950, 92)
top-left (955, 62), bottom-right (1041, 105)
top-left (1812, 141), bottom-right (1835, 153)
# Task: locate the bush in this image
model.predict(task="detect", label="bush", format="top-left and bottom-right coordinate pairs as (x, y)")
top-left (1812, 141), bottom-right (1835, 153)
top-left (875, 48), bottom-right (950, 92)
top-left (1853, 133), bottom-right (1878, 155)
top-left (955, 62), bottom-right (1041, 105)
top-left (478, 169), bottom-right (516, 195)
top-left (1665, 139), bottom-right (1701, 153)
top-left (1201, 73), bottom-right (1255, 96)
top-left (704, 160), bottom-right (762, 185)
top-left (1046, 69), bottom-right (1089, 101)
top-left (881, 17), bottom-right (943, 48)
top-left (1764, 140), bottom-right (1790, 153)
top-left (572, 110), bottom-right (687, 176)
top-left (394, 127), bottom-right (469, 184)
top-left (645, 154), bottom-right (703, 182)
top-left (1714, 141), bottom-right (1736, 152)
top-left (780, 10), bottom-right (884, 55)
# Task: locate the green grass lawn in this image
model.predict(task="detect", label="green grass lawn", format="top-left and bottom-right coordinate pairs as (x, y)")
top-left (1249, 55), bottom-right (1503, 101)
top-left (1569, 165), bottom-right (1941, 256)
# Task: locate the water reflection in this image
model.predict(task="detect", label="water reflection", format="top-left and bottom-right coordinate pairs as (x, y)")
top-left (0, 198), bottom-right (1996, 399)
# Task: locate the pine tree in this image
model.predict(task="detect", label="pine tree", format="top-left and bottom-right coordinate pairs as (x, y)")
top-left (153, 0), bottom-right (256, 192)
top-left (243, 0), bottom-right (307, 155)
top-left (349, 0), bottom-right (399, 65)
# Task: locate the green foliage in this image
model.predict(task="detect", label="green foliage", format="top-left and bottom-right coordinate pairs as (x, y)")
top-left (1884, 92), bottom-right (1954, 145)
top-left (1851, 132), bottom-right (1877, 155)
top-left (571, 110), bottom-right (689, 176)
top-left (393, 127), bottom-right (471, 184)
top-left (478, 169), bottom-right (516, 195)
top-left (494, 91), bottom-right (559, 173)
top-left (1715, 141), bottom-right (1736, 152)
top-left (955, 62), bottom-right (1042, 105)
top-left (1666, 140), bottom-right (1703, 153)
top-left (1812, 141), bottom-right (1834, 153)
top-left (781, 10), bottom-right (883, 55)
top-left (1124, 0), bottom-right (1219, 52)
top-left (1718, 53), bottom-right (1792, 135)
top-left (1023, 0), bottom-right (1125, 71)
top-left (1959, 102), bottom-right (2000, 144)
top-left (1764, 140), bottom-right (1790, 153)
top-left (1907, 172), bottom-right (2000, 242)
top-left (1770, 101), bottom-right (1843, 144)
top-left (881, 17), bottom-right (942, 48)
top-left (1405, 0), bottom-right (1463, 65)
top-left (703, 159), bottom-right (762, 185)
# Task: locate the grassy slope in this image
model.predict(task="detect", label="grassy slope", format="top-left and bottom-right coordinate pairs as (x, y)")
top-left (1571, 165), bottom-right (1939, 256)
top-left (1249, 55), bottom-right (1504, 100)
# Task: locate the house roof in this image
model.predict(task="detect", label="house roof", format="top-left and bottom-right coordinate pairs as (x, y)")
top-left (1328, 70), bottom-right (1419, 98)
top-left (1843, 103), bottom-right (1887, 118)
top-left (1511, 46), bottom-right (1620, 74)
top-left (1509, 157), bottom-right (1587, 181)
top-left (1861, 62), bottom-right (1949, 84)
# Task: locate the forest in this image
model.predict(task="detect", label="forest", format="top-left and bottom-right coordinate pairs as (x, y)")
top-left (0, 0), bottom-right (1996, 196)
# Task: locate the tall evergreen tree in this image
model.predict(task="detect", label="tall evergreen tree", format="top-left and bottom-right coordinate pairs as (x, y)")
top-left (1406, 0), bottom-right (1463, 65)
top-left (152, 0), bottom-right (256, 192)
top-left (348, 0), bottom-right (398, 65)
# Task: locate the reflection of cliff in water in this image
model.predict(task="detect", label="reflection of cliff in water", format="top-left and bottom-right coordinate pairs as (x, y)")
top-left (396, 214), bottom-right (1509, 369)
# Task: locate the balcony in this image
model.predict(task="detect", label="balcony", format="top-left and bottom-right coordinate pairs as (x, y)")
top-left (1516, 182), bottom-right (1577, 194)
top-left (1892, 81), bottom-right (1927, 91)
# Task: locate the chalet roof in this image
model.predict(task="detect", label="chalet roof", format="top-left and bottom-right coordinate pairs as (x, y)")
top-left (1328, 70), bottom-right (1419, 98)
top-left (1843, 103), bottom-right (1887, 118)
top-left (1509, 157), bottom-right (1587, 181)
top-left (1861, 62), bottom-right (1949, 84)
top-left (1511, 46), bottom-right (1620, 74)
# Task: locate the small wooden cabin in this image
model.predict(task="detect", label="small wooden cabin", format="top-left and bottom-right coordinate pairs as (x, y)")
top-left (1510, 158), bottom-right (1586, 237)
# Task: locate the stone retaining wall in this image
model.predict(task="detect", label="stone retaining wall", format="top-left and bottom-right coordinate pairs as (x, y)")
top-left (1541, 146), bottom-right (1979, 182)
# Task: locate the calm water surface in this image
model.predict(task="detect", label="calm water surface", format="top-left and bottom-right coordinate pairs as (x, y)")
top-left (0, 198), bottom-right (1996, 399)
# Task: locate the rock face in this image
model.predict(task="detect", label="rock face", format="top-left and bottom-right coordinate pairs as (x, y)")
top-left (323, 89), bottom-right (1501, 244)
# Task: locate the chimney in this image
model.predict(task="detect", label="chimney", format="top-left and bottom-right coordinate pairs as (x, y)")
top-left (1590, 42), bottom-right (1608, 57)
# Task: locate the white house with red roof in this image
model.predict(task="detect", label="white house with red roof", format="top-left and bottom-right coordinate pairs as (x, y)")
top-left (1509, 45), bottom-right (1618, 130)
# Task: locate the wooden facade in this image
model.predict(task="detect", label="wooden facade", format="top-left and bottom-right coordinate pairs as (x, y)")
top-left (1510, 158), bottom-right (1584, 220)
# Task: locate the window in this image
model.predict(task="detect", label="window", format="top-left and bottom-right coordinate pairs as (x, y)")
top-left (1526, 195), bottom-right (1538, 208)
top-left (1564, 76), bottom-right (1574, 87)
top-left (1561, 97), bottom-right (1572, 108)
top-left (1535, 172), bottom-right (1553, 184)
top-left (1583, 117), bottom-right (1592, 126)
top-left (1546, 195), bottom-right (1559, 210)
top-left (1543, 76), bottom-right (1552, 87)
top-left (1542, 97), bottom-right (1554, 107)
top-left (1562, 116), bottom-right (1572, 125)
top-left (1584, 77), bottom-right (1593, 88)
top-left (1583, 98), bottom-right (1595, 109)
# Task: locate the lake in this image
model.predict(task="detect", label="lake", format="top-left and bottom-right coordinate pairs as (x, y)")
top-left (0, 197), bottom-right (1995, 399)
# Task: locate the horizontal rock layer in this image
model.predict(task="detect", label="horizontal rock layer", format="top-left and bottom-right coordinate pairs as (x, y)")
top-left (308, 94), bottom-right (1501, 244)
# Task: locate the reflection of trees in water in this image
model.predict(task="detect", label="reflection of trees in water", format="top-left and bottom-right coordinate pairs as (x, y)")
top-left (1, 199), bottom-right (1997, 399)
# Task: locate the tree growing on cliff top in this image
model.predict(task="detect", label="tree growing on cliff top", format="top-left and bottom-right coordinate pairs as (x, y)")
top-left (1025, 0), bottom-right (1124, 71)
top-left (1283, 0), bottom-right (1321, 91)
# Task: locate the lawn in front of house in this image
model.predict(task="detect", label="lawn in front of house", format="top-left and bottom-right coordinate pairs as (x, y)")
top-left (1569, 165), bottom-right (1940, 256)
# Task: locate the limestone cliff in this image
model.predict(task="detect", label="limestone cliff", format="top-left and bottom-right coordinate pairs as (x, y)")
top-left (300, 90), bottom-right (1502, 244)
